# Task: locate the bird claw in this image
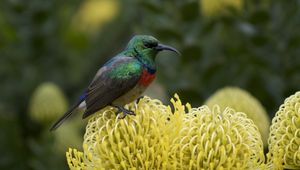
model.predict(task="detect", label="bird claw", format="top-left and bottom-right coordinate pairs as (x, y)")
top-left (118, 109), bottom-right (136, 119)
top-left (127, 110), bottom-right (136, 116)
top-left (112, 104), bottom-right (136, 119)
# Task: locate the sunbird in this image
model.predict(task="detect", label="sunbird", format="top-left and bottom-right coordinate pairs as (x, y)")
top-left (50, 35), bottom-right (180, 131)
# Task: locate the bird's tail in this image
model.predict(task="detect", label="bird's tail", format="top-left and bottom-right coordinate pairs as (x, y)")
top-left (49, 99), bottom-right (84, 131)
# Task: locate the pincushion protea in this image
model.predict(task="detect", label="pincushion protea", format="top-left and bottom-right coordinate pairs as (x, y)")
top-left (66, 95), bottom-right (265, 169)
top-left (169, 105), bottom-right (265, 169)
top-left (268, 91), bottom-right (300, 169)
top-left (205, 87), bottom-right (270, 147)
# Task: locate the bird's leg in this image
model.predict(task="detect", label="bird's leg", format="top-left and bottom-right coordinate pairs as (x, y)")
top-left (136, 95), bottom-right (145, 104)
top-left (111, 104), bottom-right (136, 119)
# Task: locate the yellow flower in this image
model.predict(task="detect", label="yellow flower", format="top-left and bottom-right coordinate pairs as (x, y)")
top-left (169, 105), bottom-right (265, 169)
top-left (29, 82), bottom-right (68, 124)
top-left (200, 0), bottom-right (243, 17)
top-left (205, 87), bottom-right (270, 147)
top-left (66, 95), bottom-right (265, 169)
top-left (268, 91), bottom-right (300, 169)
top-left (73, 0), bottom-right (119, 34)
top-left (67, 95), bottom-right (184, 169)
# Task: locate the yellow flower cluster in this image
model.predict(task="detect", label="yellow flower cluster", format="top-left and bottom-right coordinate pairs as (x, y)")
top-left (268, 91), bottom-right (300, 169)
top-left (205, 87), bottom-right (270, 147)
top-left (67, 96), bottom-right (177, 169)
top-left (66, 95), bottom-right (265, 169)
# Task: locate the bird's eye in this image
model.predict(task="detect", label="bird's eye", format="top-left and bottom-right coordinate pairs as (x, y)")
top-left (144, 42), bottom-right (157, 48)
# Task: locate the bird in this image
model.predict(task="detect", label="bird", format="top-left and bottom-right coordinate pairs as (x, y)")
top-left (50, 35), bottom-right (180, 131)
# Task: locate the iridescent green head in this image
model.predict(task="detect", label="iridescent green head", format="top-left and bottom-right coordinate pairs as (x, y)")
top-left (125, 35), bottom-right (180, 60)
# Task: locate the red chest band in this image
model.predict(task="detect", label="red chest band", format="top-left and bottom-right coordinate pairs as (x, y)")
top-left (139, 69), bottom-right (156, 86)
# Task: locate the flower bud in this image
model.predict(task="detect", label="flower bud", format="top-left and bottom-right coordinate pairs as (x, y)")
top-left (29, 82), bottom-right (68, 124)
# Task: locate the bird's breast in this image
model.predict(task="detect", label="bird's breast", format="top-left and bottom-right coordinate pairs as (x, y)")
top-left (112, 68), bottom-right (155, 106)
top-left (138, 68), bottom-right (156, 87)
top-left (112, 84), bottom-right (147, 106)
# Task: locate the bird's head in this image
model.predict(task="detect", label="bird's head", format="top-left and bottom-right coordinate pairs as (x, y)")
top-left (125, 35), bottom-right (180, 60)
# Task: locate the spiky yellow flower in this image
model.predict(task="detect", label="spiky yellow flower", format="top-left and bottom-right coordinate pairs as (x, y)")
top-left (29, 82), bottom-right (68, 124)
top-left (200, 0), bottom-right (243, 17)
top-left (205, 87), bottom-right (270, 147)
top-left (66, 95), bottom-right (265, 169)
top-left (66, 96), bottom-right (185, 169)
top-left (169, 105), bottom-right (265, 169)
top-left (268, 91), bottom-right (300, 169)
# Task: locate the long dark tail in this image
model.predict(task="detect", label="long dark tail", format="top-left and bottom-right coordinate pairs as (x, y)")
top-left (49, 99), bottom-right (83, 131)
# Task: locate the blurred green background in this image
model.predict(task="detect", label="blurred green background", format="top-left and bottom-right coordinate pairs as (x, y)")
top-left (0, 0), bottom-right (299, 169)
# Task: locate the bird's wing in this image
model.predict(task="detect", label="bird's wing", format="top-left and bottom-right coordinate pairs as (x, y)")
top-left (83, 56), bottom-right (141, 118)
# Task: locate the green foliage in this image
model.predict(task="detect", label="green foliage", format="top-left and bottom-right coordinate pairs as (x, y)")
top-left (0, 112), bottom-right (26, 169)
top-left (135, 0), bottom-right (300, 118)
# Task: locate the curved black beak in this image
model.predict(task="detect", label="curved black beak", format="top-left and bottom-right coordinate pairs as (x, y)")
top-left (155, 43), bottom-right (181, 55)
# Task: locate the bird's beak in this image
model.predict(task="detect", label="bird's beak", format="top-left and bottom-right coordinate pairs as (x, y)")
top-left (155, 43), bottom-right (181, 55)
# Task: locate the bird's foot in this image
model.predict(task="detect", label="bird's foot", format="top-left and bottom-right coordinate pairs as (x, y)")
top-left (111, 104), bottom-right (136, 119)
top-left (136, 96), bottom-right (145, 104)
